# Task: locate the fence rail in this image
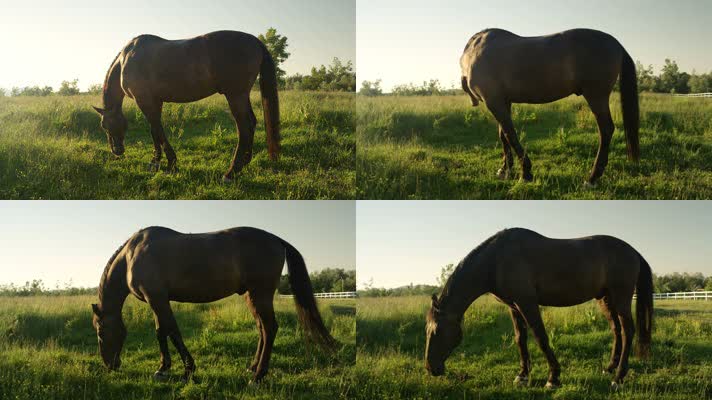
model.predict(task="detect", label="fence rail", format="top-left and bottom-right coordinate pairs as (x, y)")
top-left (673, 92), bottom-right (712, 98)
top-left (278, 291), bottom-right (357, 299)
top-left (634, 291), bottom-right (712, 300)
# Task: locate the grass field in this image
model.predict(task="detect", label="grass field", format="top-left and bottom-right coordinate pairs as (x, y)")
top-left (0, 91), bottom-right (354, 199)
top-left (357, 93), bottom-right (712, 199)
top-left (355, 295), bottom-right (711, 399)
top-left (0, 295), bottom-right (355, 399)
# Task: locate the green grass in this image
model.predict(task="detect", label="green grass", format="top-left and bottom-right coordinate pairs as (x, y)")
top-left (0, 295), bottom-right (355, 399)
top-left (355, 295), bottom-right (711, 399)
top-left (0, 91), bottom-right (355, 199)
top-left (357, 93), bottom-right (712, 199)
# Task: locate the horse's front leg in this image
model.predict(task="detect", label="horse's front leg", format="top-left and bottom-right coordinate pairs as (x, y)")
top-left (509, 308), bottom-right (531, 386)
top-left (516, 302), bottom-right (561, 389)
top-left (138, 100), bottom-right (177, 173)
top-left (148, 297), bottom-right (195, 383)
top-left (487, 101), bottom-right (533, 182)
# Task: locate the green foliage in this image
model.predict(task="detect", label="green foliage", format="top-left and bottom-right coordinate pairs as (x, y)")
top-left (0, 91), bottom-right (355, 199)
top-left (392, 80), bottom-right (451, 96)
top-left (11, 85), bottom-right (53, 96)
top-left (358, 283), bottom-right (440, 298)
top-left (278, 268), bottom-right (356, 294)
top-left (357, 93), bottom-right (712, 199)
top-left (0, 295), bottom-right (355, 399)
top-left (58, 79), bottom-right (80, 96)
top-left (286, 58), bottom-right (356, 92)
top-left (359, 80), bottom-right (382, 96)
top-left (355, 295), bottom-right (712, 399)
top-left (0, 88), bottom-right (6, 97)
top-left (653, 272), bottom-right (709, 293)
top-left (258, 27), bottom-right (290, 84)
top-left (86, 83), bottom-right (103, 95)
top-left (437, 263), bottom-right (455, 288)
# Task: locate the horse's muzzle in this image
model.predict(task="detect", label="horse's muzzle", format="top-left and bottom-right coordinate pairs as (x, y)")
top-left (111, 146), bottom-right (125, 157)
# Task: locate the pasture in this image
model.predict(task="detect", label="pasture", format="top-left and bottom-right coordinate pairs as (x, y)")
top-left (0, 295), bottom-right (355, 399)
top-left (0, 91), bottom-right (354, 199)
top-left (357, 93), bottom-right (712, 199)
top-left (355, 295), bottom-right (711, 399)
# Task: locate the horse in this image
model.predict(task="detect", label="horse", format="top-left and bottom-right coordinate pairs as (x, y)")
top-left (91, 226), bottom-right (336, 383)
top-left (425, 228), bottom-right (653, 389)
top-left (460, 29), bottom-right (640, 185)
top-left (92, 31), bottom-right (280, 182)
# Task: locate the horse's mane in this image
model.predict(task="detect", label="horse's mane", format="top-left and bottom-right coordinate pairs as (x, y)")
top-left (97, 237), bottom-right (130, 304)
top-left (438, 229), bottom-right (507, 305)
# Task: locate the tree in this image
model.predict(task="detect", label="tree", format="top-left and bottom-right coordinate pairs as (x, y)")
top-left (0, 88), bottom-right (6, 97)
top-left (635, 61), bottom-right (658, 92)
top-left (437, 263), bottom-right (455, 288)
top-left (58, 79), bottom-right (80, 96)
top-left (258, 28), bottom-right (290, 85)
top-left (359, 80), bottom-right (383, 96)
top-left (659, 59), bottom-right (690, 94)
top-left (87, 83), bottom-right (103, 95)
top-left (689, 72), bottom-right (712, 93)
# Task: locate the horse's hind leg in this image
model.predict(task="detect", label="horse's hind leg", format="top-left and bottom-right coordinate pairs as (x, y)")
top-left (611, 296), bottom-right (635, 388)
top-left (147, 297), bottom-right (196, 382)
top-left (597, 296), bottom-right (622, 374)
top-left (487, 101), bottom-right (533, 181)
top-left (516, 302), bottom-right (561, 388)
top-left (509, 307), bottom-right (531, 385)
top-left (224, 93), bottom-right (256, 182)
top-left (584, 94), bottom-right (614, 185)
top-left (498, 125), bottom-right (514, 179)
top-left (251, 292), bottom-right (278, 382)
top-left (245, 292), bottom-right (264, 373)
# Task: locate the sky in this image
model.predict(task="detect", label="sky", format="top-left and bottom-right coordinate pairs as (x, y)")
top-left (357, 201), bottom-right (712, 288)
top-left (0, 0), bottom-right (355, 91)
top-left (358, 0), bottom-right (712, 91)
top-left (0, 201), bottom-right (355, 288)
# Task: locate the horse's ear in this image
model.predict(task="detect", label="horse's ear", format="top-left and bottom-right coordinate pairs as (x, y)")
top-left (92, 106), bottom-right (104, 115)
top-left (91, 303), bottom-right (101, 316)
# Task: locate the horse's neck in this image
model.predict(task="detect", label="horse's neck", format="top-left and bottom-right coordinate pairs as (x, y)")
top-left (440, 260), bottom-right (490, 319)
top-left (102, 58), bottom-right (125, 110)
top-left (99, 255), bottom-right (129, 315)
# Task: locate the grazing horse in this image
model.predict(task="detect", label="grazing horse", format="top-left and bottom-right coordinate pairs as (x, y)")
top-left (425, 228), bottom-right (653, 389)
top-left (460, 29), bottom-right (640, 185)
top-left (92, 31), bottom-right (280, 182)
top-left (91, 226), bottom-right (336, 383)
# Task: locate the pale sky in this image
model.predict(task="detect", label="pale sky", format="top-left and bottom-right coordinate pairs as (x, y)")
top-left (357, 201), bottom-right (712, 288)
top-left (0, 201), bottom-right (355, 288)
top-left (358, 0), bottom-right (712, 91)
top-left (0, 0), bottom-right (355, 91)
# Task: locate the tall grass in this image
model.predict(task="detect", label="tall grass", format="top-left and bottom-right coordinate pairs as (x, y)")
top-left (355, 295), bottom-right (712, 399)
top-left (0, 295), bottom-right (356, 399)
top-left (0, 91), bottom-right (355, 199)
top-left (357, 93), bottom-right (712, 199)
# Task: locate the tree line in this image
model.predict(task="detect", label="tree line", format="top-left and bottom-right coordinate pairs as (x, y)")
top-left (358, 264), bottom-right (712, 297)
top-left (0, 268), bottom-right (356, 297)
top-left (359, 58), bottom-right (712, 96)
top-left (0, 28), bottom-right (354, 98)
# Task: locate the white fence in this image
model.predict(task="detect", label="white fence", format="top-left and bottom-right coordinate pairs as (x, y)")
top-left (634, 291), bottom-right (712, 300)
top-left (673, 92), bottom-right (712, 98)
top-left (278, 291), bottom-right (357, 299)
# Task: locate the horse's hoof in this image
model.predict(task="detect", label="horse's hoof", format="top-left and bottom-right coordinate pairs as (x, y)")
top-left (222, 175), bottom-right (233, 184)
top-left (610, 381), bottom-right (621, 391)
top-left (583, 180), bottom-right (597, 189)
top-left (513, 375), bottom-right (528, 387)
top-left (544, 381), bottom-right (560, 390)
top-left (148, 162), bottom-right (161, 172)
top-left (153, 370), bottom-right (170, 382)
top-left (496, 168), bottom-right (510, 180)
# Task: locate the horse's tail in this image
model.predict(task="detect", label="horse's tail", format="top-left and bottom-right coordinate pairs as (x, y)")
top-left (620, 49), bottom-right (640, 162)
top-left (281, 239), bottom-right (338, 351)
top-left (635, 251), bottom-right (653, 359)
top-left (258, 42), bottom-right (281, 161)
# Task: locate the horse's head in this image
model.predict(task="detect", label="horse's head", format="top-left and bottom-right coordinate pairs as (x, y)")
top-left (92, 106), bottom-right (127, 156)
top-left (91, 303), bottom-right (127, 370)
top-left (425, 294), bottom-right (462, 376)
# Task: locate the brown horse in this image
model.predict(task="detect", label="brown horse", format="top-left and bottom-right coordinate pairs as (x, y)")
top-left (92, 31), bottom-right (280, 182)
top-left (91, 226), bottom-right (335, 383)
top-left (425, 228), bottom-right (653, 389)
top-left (460, 29), bottom-right (640, 185)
